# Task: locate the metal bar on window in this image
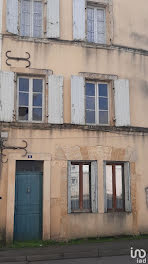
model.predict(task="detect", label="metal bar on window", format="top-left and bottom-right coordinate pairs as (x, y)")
top-left (112, 165), bottom-right (116, 210)
top-left (79, 164), bottom-right (83, 210)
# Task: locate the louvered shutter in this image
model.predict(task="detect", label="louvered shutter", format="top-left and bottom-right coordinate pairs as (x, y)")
top-left (6, 0), bottom-right (18, 35)
top-left (48, 75), bottom-right (63, 124)
top-left (114, 79), bottom-right (130, 126)
top-left (124, 162), bottom-right (132, 213)
top-left (46, 0), bottom-right (60, 38)
top-left (0, 71), bottom-right (14, 122)
top-left (91, 161), bottom-right (98, 213)
top-left (73, 0), bottom-right (85, 40)
top-left (71, 76), bottom-right (85, 125)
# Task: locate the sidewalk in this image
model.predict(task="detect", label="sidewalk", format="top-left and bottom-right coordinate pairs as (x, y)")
top-left (0, 238), bottom-right (147, 263)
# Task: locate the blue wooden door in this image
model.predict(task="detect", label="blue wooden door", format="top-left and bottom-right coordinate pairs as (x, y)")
top-left (14, 171), bottom-right (43, 241)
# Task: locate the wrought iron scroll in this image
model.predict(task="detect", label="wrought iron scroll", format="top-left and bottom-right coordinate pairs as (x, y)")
top-left (0, 140), bottom-right (28, 163)
top-left (6, 51), bottom-right (31, 68)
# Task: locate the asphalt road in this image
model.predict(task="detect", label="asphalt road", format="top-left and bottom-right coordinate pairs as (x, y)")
top-left (27, 255), bottom-right (145, 264)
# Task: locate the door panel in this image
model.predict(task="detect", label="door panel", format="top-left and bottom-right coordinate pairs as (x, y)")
top-left (14, 171), bottom-right (42, 241)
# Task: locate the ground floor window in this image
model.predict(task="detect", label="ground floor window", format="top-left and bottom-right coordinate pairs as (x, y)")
top-left (68, 161), bottom-right (98, 213)
top-left (105, 161), bottom-right (131, 213)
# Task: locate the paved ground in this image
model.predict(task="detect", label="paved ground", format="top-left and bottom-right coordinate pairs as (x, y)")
top-left (0, 239), bottom-right (147, 263)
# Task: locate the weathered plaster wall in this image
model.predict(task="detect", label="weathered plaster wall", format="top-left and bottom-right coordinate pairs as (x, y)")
top-left (0, 126), bottom-right (147, 240)
top-left (1, 37), bottom-right (148, 128)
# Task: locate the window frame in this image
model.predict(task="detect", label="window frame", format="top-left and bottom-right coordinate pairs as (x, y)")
top-left (106, 162), bottom-right (125, 212)
top-left (86, 3), bottom-right (106, 44)
top-left (17, 76), bottom-right (45, 123)
top-left (70, 161), bottom-right (92, 213)
top-left (18, 0), bottom-right (44, 38)
top-left (85, 80), bottom-right (110, 125)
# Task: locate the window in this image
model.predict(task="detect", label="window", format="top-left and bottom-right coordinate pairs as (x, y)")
top-left (106, 163), bottom-right (125, 212)
top-left (85, 82), bottom-right (109, 125)
top-left (18, 77), bottom-right (43, 122)
top-left (20, 0), bottom-right (43, 37)
top-left (87, 5), bottom-right (106, 44)
top-left (68, 161), bottom-right (98, 213)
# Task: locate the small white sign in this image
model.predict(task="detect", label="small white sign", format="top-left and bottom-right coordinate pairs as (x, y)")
top-left (1, 131), bottom-right (8, 138)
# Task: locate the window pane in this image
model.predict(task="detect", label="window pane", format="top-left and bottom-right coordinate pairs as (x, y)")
top-left (33, 93), bottom-right (42, 107)
top-left (20, 0), bottom-right (31, 36)
top-left (86, 96), bottom-right (95, 110)
top-left (19, 92), bottom-right (29, 106)
top-left (115, 165), bottom-right (124, 209)
top-left (19, 78), bottom-right (29, 92)
top-left (71, 165), bottom-right (79, 211)
top-left (19, 107), bottom-right (28, 121)
top-left (86, 83), bottom-right (95, 96)
top-left (33, 108), bottom-right (42, 121)
top-left (99, 97), bottom-right (108, 110)
top-left (83, 165), bottom-right (90, 209)
top-left (33, 79), bottom-right (43, 92)
top-left (99, 84), bottom-right (108, 97)
top-left (97, 9), bottom-right (104, 22)
top-left (106, 165), bottom-right (113, 209)
top-left (87, 8), bottom-right (94, 42)
top-left (86, 110), bottom-right (95, 124)
top-left (33, 1), bottom-right (42, 38)
top-left (99, 111), bottom-right (108, 124)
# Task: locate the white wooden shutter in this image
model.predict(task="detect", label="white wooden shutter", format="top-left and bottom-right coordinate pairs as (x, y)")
top-left (114, 79), bottom-right (130, 126)
top-left (67, 161), bottom-right (72, 214)
top-left (73, 0), bottom-right (85, 40)
top-left (124, 162), bottom-right (132, 213)
top-left (71, 76), bottom-right (85, 125)
top-left (91, 161), bottom-right (98, 213)
top-left (48, 75), bottom-right (63, 124)
top-left (6, 0), bottom-right (18, 35)
top-left (46, 0), bottom-right (60, 38)
top-left (0, 71), bottom-right (14, 122)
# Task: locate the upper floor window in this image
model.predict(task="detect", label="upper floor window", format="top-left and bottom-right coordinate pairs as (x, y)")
top-left (20, 0), bottom-right (43, 38)
top-left (85, 82), bottom-right (109, 125)
top-left (18, 77), bottom-right (43, 122)
top-left (87, 6), bottom-right (106, 44)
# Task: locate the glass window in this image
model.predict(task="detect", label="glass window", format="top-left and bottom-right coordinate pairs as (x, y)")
top-left (18, 77), bottom-right (43, 122)
top-left (85, 82), bottom-right (109, 125)
top-left (20, 0), bottom-right (43, 37)
top-left (106, 163), bottom-right (124, 211)
top-left (87, 6), bottom-right (106, 44)
top-left (70, 163), bottom-right (91, 212)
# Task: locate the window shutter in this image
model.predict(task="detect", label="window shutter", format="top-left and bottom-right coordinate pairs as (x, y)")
top-left (0, 71), bottom-right (14, 122)
top-left (48, 75), bottom-right (63, 124)
top-left (20, 0), bottom-right (31, 37)
top-left (73, 0), bottom-right (85, 40)
top-left (67, 161), bottom-right (71, 214)
top-left (6, 0), bottom-right (18, 35)
top-left (103, 161), bottom-right (107, 213)
top-left (124, 162), bottom-right (132, 213)
top-left (91, 161), bottom-right (98, 213)
top-left (71, 75), bottom-right (85, 125)
top-left (114, 79), bottom-right (130, 126)
top-left (46, 0), bottom-right (60, 38)
top-left (0, 0), bottom-right (3, 34)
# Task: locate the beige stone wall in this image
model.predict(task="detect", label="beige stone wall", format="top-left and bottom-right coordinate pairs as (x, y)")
top-left (0, 126), bottom-right (147, 240)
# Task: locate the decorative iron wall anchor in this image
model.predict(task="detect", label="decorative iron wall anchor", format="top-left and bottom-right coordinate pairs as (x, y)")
top-left (0, 139), bottom-right (28, 163)
top-left (6, 51), bottom-right (31, 68)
